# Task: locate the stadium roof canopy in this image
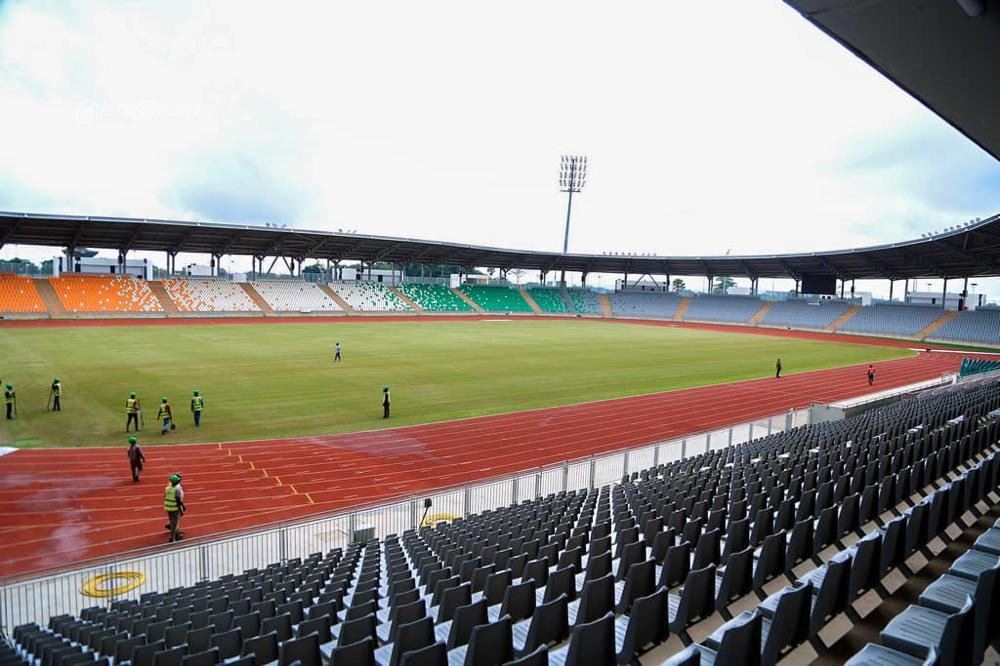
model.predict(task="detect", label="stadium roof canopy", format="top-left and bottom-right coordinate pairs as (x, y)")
top-left (784, 0), bottom-right (1000, 161)
top-left (3, 210), bottom-right (1000, 281)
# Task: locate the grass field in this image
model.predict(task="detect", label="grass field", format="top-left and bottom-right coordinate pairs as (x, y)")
top-left (0, 319), bottom-right (912, 447)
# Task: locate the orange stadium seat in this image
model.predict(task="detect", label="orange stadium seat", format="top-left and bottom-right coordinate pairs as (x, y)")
top-left (50, 274), bottom-right (163, 313)
top-left (0, 273), bottom-right (46, 313)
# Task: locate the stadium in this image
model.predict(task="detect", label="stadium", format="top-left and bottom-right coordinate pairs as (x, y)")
top-left (2, 1), bottom-right (999, 665)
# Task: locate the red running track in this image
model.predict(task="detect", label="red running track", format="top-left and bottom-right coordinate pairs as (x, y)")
top-left (0, 338), bottom-right (972, 580)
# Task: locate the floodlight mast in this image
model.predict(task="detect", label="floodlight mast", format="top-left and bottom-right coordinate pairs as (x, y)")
top-left (559, 155), bottom-right (587, 286)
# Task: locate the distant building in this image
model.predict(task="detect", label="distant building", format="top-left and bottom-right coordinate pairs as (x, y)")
top-left (53, 255), bottom-right (150, 279)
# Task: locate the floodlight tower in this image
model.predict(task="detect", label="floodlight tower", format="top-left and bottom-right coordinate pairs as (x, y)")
top-left (559, 155), bottom-right (587, 286)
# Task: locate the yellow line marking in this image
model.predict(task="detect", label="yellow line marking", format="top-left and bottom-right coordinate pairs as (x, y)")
top-left (290, 485), bottom-right (298, 494)
top-left (249, 461), bottom-right (255, 470)
top-left (227, 449), bottom-right (232, 456)
top-left (261, 468), bottom-right (268, 478)
top-left (274, 476), bottom-right (282, 486)
top-left (305, 493), bottom-right (315, 504)
top-left (217, 442), bottom-right (222, 449)
top-left (238, 455), bottom-right (243, 463)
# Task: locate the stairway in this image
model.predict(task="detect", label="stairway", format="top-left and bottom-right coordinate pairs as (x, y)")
top-left (389, 287), bottom-right (423, 313)
top-left (239, 283), bottom-right (275, 314)
top-left (519, 289), bottom-right (543, 314)
top-left (597, 293), bottom-right (613, 318)
top-left (451, 287), bottom-right (485, 313)
top-left (316, 284), bottom-right (354, 314)
top-left (826, 304), bottom-right (860, 332)
top-left (673, 297), bottom-right (690, 321)
top-left (747, 300), bottom-right (774, 325)
top-left (916, 310), bottom-right (958, 340)
top-left (147, 281), bottom-right (180, 315)
top-left (560, 286), bottom-right (575, 314)
top-left (36, 278), bottom-right (66, 317)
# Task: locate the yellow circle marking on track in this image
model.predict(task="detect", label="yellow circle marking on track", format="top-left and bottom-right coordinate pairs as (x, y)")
top-left (80, 571), bottom-right (146, 598)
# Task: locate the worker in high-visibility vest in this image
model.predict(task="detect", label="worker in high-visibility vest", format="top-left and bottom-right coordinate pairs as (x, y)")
top-left (190, 390), bottom-right (205, 427)
top-left (126, 392), bottom-right (141, 432)
top-left (50, 378), bottom-right (62, 411)
top-left (128, 436), bottom-right (145, 482)
top-left (163, 474), bottom-right (186, 543)
top-left (157, 396), bottom-right (173, 435)
top-left (5, 384), bottom-right (15, 420)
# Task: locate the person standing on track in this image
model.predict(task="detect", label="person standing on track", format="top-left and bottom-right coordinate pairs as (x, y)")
top-left (164, 474), bottom-right (186, 543)
top-left (126, 392), bottom-right (141, 432)
top-left (334, 342), bottom-right (342, 363)
top-left (190, 389), bottom-right (204, 427)
top-left (383, 385), bottom-right (390, 418)
top-left (867, 365), bottom-right (876, 386)
top-left (128, 436), bottom-right (145, 482)
top-left (50, 378), bottom-right (62, 411)
top-left (157, 396), bottom-right (173, 435)
top-left (775, 358), bottom-right (782, 379)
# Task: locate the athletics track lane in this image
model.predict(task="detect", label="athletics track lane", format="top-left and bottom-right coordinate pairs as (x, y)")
top-left (0, 347), bottom-right (968, 579)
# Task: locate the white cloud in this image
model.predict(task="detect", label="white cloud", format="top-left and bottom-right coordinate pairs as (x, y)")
top-left (0, 0), bottom-right (996, 295)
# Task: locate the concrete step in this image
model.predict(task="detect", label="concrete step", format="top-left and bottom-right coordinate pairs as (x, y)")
top-left (673, 297), bottom-right (690, 321)
top-left (748, 300), bottom-right (774, 325)
top-left (35, 278), bottom-right (66, 317)
top-left (451, 287), bottom-right (485, 313)
top-left (147, 280), bottom-right (180, 315)
top-left (597, 293), bottom-right (613, 318)
top-left (519, 288), bottom-right (543, 314)
top-left (916, 310), bottom-right (957, 339)
top-left (239, 283), bottom-right (275, 314)
top-left (388, 287), bottom-right (423, 313)
top-left (826, 304), bottom-right (860, 331)
top-left (316, 284), bottom-right (354, 314)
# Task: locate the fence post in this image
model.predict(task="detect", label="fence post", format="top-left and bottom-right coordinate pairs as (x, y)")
top-left (706, 433), bottom-right (711, 452)
top-left (728, 428), bottom-right (733, 446)
top-left (653, 444), bottom-right (660, 468)
top-left (463, 486), bottom-right (471, 518)
top-left (588, 458), bottom-right (596, 489)
top-left (200, 545), bottom-right (209, 581)
top-left (767, 417), bottom-right (773, 435)
top-left (534, 472), bottom-right (540, 499)
top-left (622, 452), bottom-right (630, 477)
top-left (279, 526), bottom-right (288, 563)
top-left (562, 462), bottom-right (569, 491)
top-left (785, 410), bottom-right (793, 430)
top-left (748, 423), bottom-right (754, 440)
top-left (410, 500), bottom-right (419, 530)
top-left (348, 513), bottom-right (357, 544)
top-left (512, 476), bottom-right (520, 502)
top-left (681, 438), bottom-right (687, 459)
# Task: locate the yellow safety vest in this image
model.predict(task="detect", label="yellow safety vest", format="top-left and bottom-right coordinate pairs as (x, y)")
top-left (164, 484), bottom-right (179, 512)
top-left (191, 397), bottom-right (204, 412)
top-left (4, 390), bottom-right (13, 405)
top-left (126, 398), bottom-right (137, 414)
top-left (157, 404), bottom-right (170, 420)
top-left (52, 383), bottom-right (61, 397)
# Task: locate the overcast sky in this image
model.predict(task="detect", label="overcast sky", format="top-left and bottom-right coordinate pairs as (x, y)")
top-left (0, 0), bottom-right (997, 295)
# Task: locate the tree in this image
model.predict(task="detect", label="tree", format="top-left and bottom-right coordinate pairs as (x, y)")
top-left (509, 268), bottom-right (526, 285)
top-left (671, 278), bottom-right (686, 292)
top-left (713, 276), bottom-right (735, 294)
top-left (302, 263), bottom-right (325, 274)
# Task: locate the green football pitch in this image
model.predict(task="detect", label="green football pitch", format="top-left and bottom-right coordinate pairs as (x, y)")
top-left (0, 320), bottom-right (912, 447)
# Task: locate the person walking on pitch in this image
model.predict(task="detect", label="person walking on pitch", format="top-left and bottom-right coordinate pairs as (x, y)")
top-left (775, 358), bottom-right (782, 379)
top-left (128, 436), bottom-right (145, 482)
top-left (5, 384), bottom-right (15, 419)
top-left (382, 385), bottom-right (390, 419)
top-left (49, 378), bottom-right (62, 411)
top-left (157, 396), bottom-right (173, 434)
top-left (163, 474), bottom-right (186, 542)
top-left (190, 389), bottom-right (204, 427)
top-left (334, 342), bottom-right (342, 362)
top-left (126, 392), bottom-right (142, 432)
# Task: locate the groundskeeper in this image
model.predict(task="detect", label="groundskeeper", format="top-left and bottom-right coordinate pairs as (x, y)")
top-left (190, 390), bottom-right (204, 427)
top-left (157, 396), bottom-right (173, 435)
top-left (128, 436), bottom-right (145, 482)
top-left (126, 392), bottom-right (142, 432)
top-left (164, 474), bottom-right (186, 542)
top-left (49, 378), bottom-right (62, 411)
top-left (5, 383), bottom-right (15, 420)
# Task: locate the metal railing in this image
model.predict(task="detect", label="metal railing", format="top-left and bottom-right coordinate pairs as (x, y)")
top-left (0, 408), bottom-right (808, 633)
